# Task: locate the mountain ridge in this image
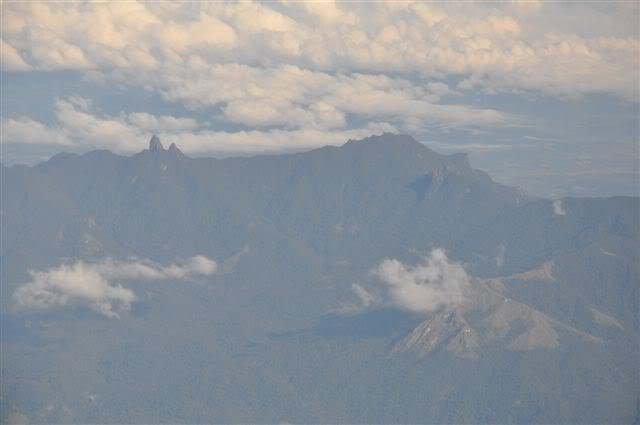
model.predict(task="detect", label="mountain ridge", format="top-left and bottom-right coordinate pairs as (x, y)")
top-left (1, 132), bottom-right (638, 423)
top-left (3, 133), bottom-right (479, 173)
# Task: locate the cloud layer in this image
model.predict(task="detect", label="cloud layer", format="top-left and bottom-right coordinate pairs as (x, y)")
top-left (372, 248), bottom-right (471, 314)
top-left (14, 256), bottom-right (217, 318)
top-left (2, 2), bottom-right (638, 157)
top-left (1, 2), bottom-right (637, 197)
top-left (0, 96), bottom-right (398, 155)
top-left (3, 2), bottom-right (638, 100)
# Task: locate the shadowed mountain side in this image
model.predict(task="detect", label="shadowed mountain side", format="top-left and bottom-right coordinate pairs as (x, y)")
top-left (1, 134), bottom-right (638, 424)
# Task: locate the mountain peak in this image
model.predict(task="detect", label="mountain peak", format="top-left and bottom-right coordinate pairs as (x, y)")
top-left (168, 142), bottom-right (183, 156)
top-left (146, 136), bottom-right (185, 158)
top-left (149, 135), bottom-right (164, 152)
top-left (342, 133), bottom-right (443, 158)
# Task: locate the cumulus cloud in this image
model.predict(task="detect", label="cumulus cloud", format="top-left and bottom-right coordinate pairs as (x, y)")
top-left (0, 38), bottom-right (31, 71)
top-left (127, 112), bottom-right (198, 132)
top-left (1, 116), bottom-right (73, 146)
top-left (1, 2), bottom-right (638, 166)
top-left (553, 199), bottom-right (567, 216)
top-left (0, 95), bottom-right (402, 156)
top-left (1, 97), bottom-right (197, 153)
top-left (1, 74), bottom-right (516, 156)
top-left (2, 2), bottom-right (637, 100)
top-left (14, 256), bottom-right (217, 318)
top-left (96, 64), bottom-right (513, 133)
top-left (372, 248), bottom-right (471, 314)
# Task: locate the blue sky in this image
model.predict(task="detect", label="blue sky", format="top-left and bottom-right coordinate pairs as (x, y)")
top-left (1, 1), bottom-right (638, 197)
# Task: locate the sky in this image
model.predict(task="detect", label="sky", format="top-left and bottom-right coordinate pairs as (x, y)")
top-left (0, 1), bottom-right (638, 197)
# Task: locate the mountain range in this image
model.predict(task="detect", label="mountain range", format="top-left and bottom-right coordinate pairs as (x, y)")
top-left (1, 133), bottom-right (638, 424)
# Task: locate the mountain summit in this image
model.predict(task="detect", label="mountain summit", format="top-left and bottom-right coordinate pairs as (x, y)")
top-left (146, 134), bottom-right (184, 158)
top-left (149, 134), bottom-right (164, 152)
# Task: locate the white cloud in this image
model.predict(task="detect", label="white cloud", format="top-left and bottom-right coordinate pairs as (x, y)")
top-left (152, 64), bottom-right (513, 131)
top-left (52, 97), bottom-right (143, 151)
top-left (425, 142), bottom-right (514, 153)
top-left (372, 248), bottom-right (471, 314)
top-left (1, 2), bottom-right (637, 163)
top-left (14, 256), bottom-right (217, 318)
top-left (2, 2), bottom-right (636, 100)
top-left (1, 116), bottom-right (73, 146)
top-left (0, 38), bottom-right (31, 71)
top-left (127, 112), bottom-right (198, 132)
top-left (1, 97), bottom-right (195, 153)
top-left (1, 68), bottom-right (517, 156)
top-left (553, 198), bottom-right (567, 216)
top-left (168, 124), bottom-right (395, 155)
top-left (0, 95), bottom-right (400, 156)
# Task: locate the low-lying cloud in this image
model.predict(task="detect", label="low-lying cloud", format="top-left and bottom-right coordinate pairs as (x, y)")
top-left (371, 248), bottom-right (471, 314)
top-left (14, 256), bottom-right (217, 318)
top-left (553, 199), bottom-right (567, 216)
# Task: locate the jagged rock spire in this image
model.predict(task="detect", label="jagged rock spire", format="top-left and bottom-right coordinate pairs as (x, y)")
top-left (149, 134), bottom-right (164, 152)
top-left (147, 135), bottom-right (184, 158)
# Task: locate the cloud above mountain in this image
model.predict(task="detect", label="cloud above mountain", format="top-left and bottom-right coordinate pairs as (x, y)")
top-left (372, 248), bottom-right (472, 314)
top-left (0, 96), bottom-right (399, 154)
top-left (1, 2), bottom-right (637, 197)
top-left (14, 256), bottom-right (217, 318)
top-left (1, 67), bottom-right (516, 155)
top-left (3, 2), bottom-right (637, 99)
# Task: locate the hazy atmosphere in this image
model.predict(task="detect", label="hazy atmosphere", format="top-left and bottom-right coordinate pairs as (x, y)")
top-left (1, 2), bottom-right (639, 424)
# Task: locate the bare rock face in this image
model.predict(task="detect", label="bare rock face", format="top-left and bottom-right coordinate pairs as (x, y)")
top-left (505, 261), bottom-right (555, 283)
top-left (395, 310), bottom-right (479, 359)
top-left (392, 276), bottom-right (590, 359)
top-left (482, 296), bottom-right (560, 350)
top-left (508, 311), bottom-right (560, 351)
top-left (147, 135), bottom-right (184, 159)
top-left (149, 134), bottom-right (164, 152)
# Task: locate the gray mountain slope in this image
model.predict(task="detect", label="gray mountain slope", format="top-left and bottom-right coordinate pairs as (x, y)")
top-left (1, 134), bottom-right (638, 423)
